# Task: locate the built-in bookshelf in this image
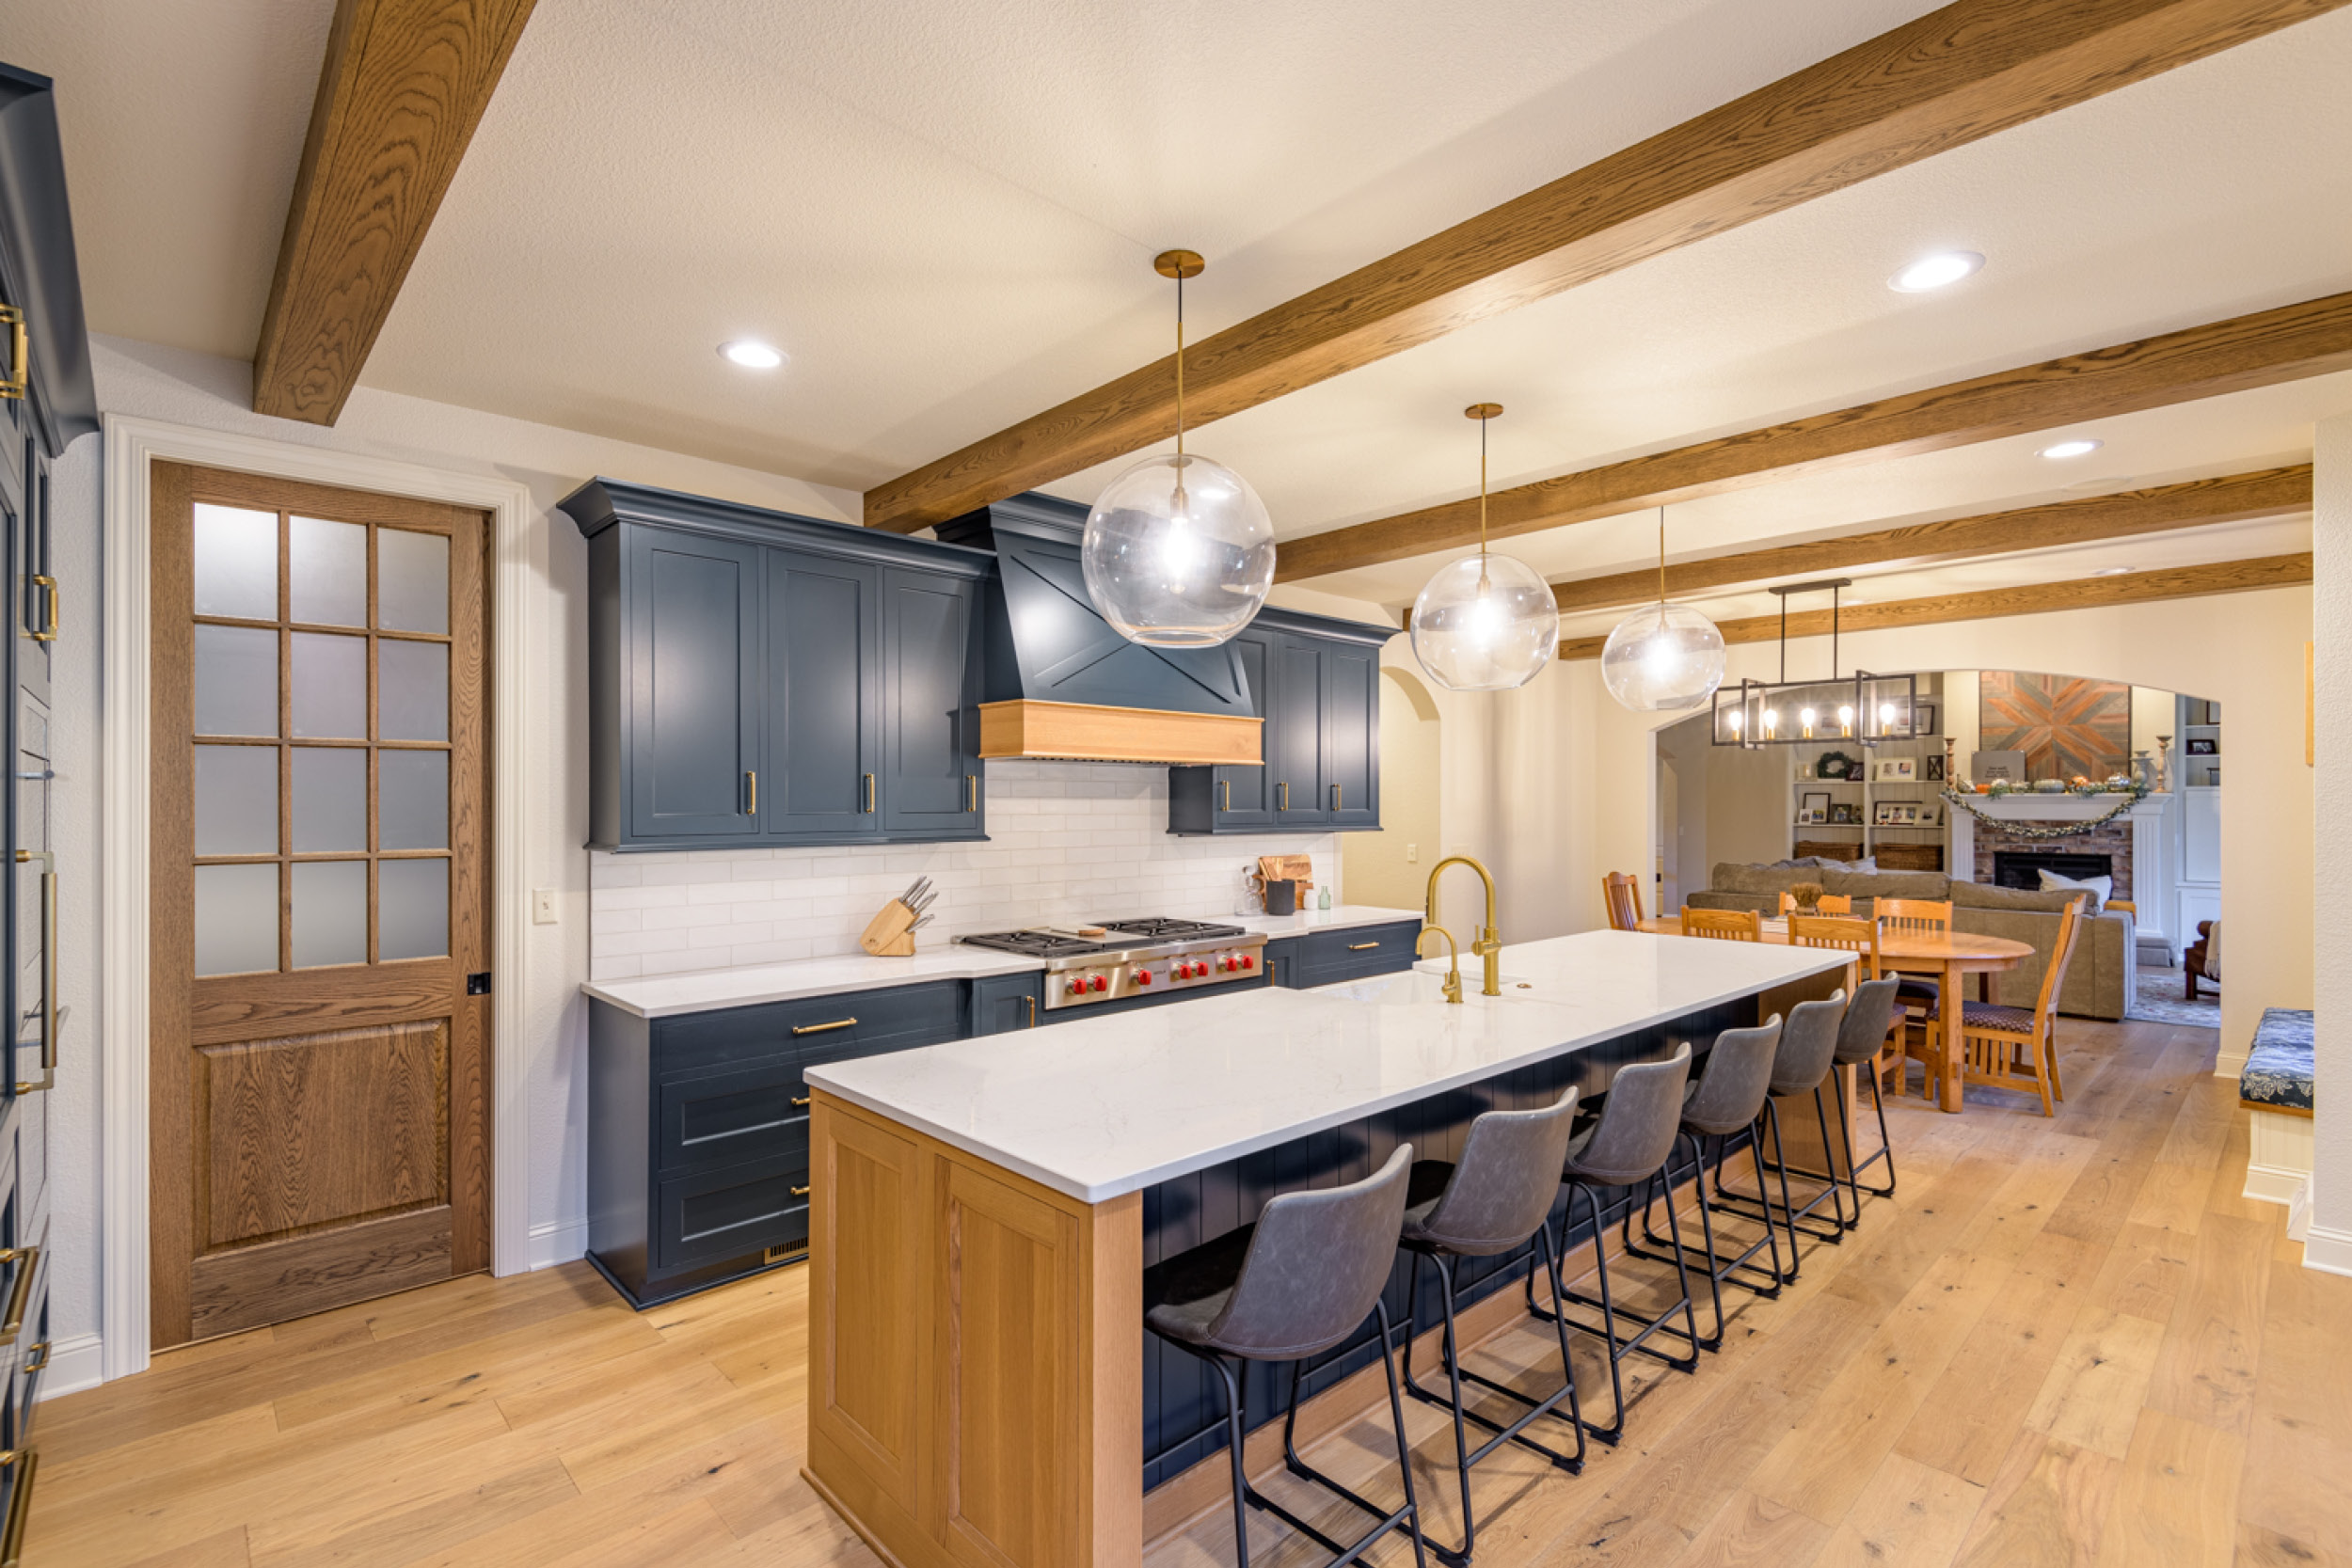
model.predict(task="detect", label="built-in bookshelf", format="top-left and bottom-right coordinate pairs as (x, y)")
top-left (1788, 673), bottom-right (1949, 869)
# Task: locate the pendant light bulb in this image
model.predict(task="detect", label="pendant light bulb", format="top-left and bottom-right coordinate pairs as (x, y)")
top-left (1601, 505), bottom-right (1726, 712)
top-left (1082, 251), bottom-right (1274, 648)
top-left (1409, 404), bottom-right (1558, 690)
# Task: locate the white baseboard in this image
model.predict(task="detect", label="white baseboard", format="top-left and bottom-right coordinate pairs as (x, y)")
top-left (2213, 1053), bottom-right (2248, 1078)
top-left (36, 1333), bottom-right (106, 1401)
top-left (529, 1216), bottom-right (589, 1271)
top-left (2306, 1224), bottom-right (2352, 1278)
top-left (2287, 1180), bottom-right (2314, 1243)
top-left (2243, 1164), bottom-right (2307, 1206)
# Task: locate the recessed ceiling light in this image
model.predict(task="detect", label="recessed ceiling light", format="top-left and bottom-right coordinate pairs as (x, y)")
top-left (2092, 566), bottom-right (2134, 577)
top-left (2038, 438), bottom-right (2104, 459)
top-left (1888, 251), bottom-right (1984, 293)
top-left (720, 340), bottom-right (785, 370)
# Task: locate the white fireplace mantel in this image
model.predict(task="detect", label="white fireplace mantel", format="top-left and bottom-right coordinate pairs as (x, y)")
top-left (1959, 792), bottom-right (2171, 822)
top-left (1947, 792), bottom-right (2177, 955)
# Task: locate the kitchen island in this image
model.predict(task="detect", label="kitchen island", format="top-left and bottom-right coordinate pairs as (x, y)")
top-left (799, 928), bottom-right (1852, 1568)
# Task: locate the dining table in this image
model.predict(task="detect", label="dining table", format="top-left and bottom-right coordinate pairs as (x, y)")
top-left (1636, 915), bottom-right (2036, 1112)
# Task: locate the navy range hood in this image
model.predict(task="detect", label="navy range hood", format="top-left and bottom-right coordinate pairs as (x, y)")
top-left (933, 494), bottom-right (1263, 766)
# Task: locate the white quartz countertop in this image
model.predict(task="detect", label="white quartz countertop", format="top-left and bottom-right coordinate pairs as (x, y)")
top-left (580, 906), bottom-right (1428, 1018)
top-left (804, 929), bottom-right (1850, 1203)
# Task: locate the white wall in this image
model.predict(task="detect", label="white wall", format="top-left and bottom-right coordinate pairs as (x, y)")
top-left (45, 334), bottom-right (880, 1363)
top-left (2312, 409), bottom-right (2352, 1273)
top-left (1485, 588), bottom-right (2314, 1077)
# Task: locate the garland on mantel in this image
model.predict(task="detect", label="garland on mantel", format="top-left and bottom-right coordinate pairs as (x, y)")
top-left (1939, 785), bottom-right (2147, 839)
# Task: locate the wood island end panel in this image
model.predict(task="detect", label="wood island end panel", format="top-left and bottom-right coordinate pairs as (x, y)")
top-left (807, 1091), bottom-right (1143, 1568)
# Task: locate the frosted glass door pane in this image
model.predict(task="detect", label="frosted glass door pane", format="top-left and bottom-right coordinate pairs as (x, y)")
top-left (379, 750), bottom-right (449, 849)
top-left (194, 625), bottom-right (279, 736)
top-left (193, 504), bottom-right (278, 620)
top-left (377, 529), bottom-right (449, 634)
top-left (290, 516), bottom-right (367, 626)
top-left (194, 745), bottom-right (278, 855)
top-left (379, 858), bottom-right (448, 960)
top-left (292, 860), bottom-right (368, 967)
top-left (378, 640), bottom-right (448, 741)
top-left (194, 863), bottom-right (278, 974)
top-left (291, 632), bottom-right (367, 737)
top-left (292, 747), bottom-right (367, 851)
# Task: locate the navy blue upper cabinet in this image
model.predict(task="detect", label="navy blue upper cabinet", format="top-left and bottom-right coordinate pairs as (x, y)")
top-left (881, 566), bottom-right (984, 835)
top-left (565, 480), bottom-right (996, 851)
top-left (763, 549), bottom-right (880, 839)
top-left (628, 528), bottom-right (760, 840)
top-left (1168, 606), bottom-right (1396, 835)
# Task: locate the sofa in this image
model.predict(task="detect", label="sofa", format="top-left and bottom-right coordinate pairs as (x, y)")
top-left (1685, 858), bottom-right (2137, 1021)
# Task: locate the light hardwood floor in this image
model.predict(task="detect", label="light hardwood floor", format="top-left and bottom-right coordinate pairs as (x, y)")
top-left (32, 1015), bottom-right (2351, 1568)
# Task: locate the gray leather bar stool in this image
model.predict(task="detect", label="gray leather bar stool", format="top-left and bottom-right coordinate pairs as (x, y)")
top-left (1625, 1016), bottom-right (1786, 1354)
top-left (1528, 1043), bottom-right (1697, 1445)
top-left (1393, 1087), bottom-right (1587, 1565)
top-left (1709, 993), bottom-right (1847, 1277)
top-left (1144, 1144), bottom-right (1428, 1568)
top-left (1773, 976), bottom-right (1905, 1223)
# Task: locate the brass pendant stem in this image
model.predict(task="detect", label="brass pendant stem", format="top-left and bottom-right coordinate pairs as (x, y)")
top-left (1659, 505), bottom-right (1667, 610)
top-left (1175, 272), bottom-right (1184, 462)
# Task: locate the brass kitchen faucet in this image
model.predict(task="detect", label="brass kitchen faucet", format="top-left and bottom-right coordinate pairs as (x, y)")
top-left (1424, 854), bottom-right (1502, 997)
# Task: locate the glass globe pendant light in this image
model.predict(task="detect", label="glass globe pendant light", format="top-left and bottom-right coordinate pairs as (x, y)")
top-left (1409, 404), bottom-right (1559, 690)
top-left (1599, 505), bottom-right (1726, 711)
top-left (1081, 250), bottom-right (1276, 647)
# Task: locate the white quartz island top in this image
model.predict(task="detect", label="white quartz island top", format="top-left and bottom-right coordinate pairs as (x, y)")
top-left (805, 928), bottom-right (1849, 1203)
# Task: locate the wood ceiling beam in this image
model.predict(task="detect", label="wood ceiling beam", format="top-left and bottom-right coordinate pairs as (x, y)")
top-left (1548, 466), bottom-right (2311, 614)
top-left (252, 0), bottom-right (539, 424)
top-left (863, 0), bottom-right (2347, 534)
top-left (1555, 552), bottom-right (2312, 660)
top-left (1278, 291), bottom-right (2352, 582)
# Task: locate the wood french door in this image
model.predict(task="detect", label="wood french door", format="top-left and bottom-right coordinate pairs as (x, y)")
top-left (149, 463), bottom-right (490, 1347)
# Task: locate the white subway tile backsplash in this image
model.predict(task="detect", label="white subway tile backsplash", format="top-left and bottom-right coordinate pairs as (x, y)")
top-left (586, 761), bottom-right (1338, 982)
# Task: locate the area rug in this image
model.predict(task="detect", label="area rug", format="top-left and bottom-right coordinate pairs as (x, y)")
top-left (2128, 967), bottom-right (2221, 1028)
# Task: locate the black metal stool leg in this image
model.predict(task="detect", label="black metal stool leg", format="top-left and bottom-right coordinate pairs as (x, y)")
top-left (1215, 1354), bottom-right (1253, 1568)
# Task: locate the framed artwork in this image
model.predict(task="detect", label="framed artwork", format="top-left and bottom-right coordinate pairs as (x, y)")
top-left (1875, 801), bottom-right (1920, 826)
top-left (1980, 672), bottom-right (2129, 778)
top-left (1796, 807), bottom-right (1825, 825)
top-left (1873, 757), bottom-right (1917, 783)
top-left (1915, 701), bottom-right (1938, 736)
top-left (1830, 803), bottom-right (1859, 825)
top-left (2186, 737), bottom-right (2217, 755)
top-left (1802, 790), bottom-right (1831, 817)
top-left (1872, 801), bottom-right (1895, 826)
top-left (1923, 752), bottom-right (1947, 782)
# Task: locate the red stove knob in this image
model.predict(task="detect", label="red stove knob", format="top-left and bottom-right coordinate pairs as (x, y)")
top-left (1066, 978), bottom-right (1084, 996)
top-left (1136, 969), bottom-right (1152, 985)
top-left (1240, 954), bottom-right (1254, 969)
top-left (1091, 974), bottom-right (1107, 992)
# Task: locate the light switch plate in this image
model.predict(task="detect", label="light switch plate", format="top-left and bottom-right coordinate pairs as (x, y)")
top-left (1406, 843), bottom-right (1419, 863)
top-left (532, 887), bottom-right (557, 925)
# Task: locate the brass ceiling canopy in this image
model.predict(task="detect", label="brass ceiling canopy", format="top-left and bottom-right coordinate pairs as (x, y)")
top-left (1152, 249), bottom-right (1205, 279)
top-left (1464, 403), bottom-right (1503, 420)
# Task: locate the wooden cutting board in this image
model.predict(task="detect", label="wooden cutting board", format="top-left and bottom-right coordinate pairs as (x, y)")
top-left (1258, 853), bottom-right (1314, 900)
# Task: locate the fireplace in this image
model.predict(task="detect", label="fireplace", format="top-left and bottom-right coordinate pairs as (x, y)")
top-left (1992, 850), bottom-right (2113, 892)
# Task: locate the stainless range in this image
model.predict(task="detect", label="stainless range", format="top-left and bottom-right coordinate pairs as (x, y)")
top-left (959, 917), bottom-right (1268, 1010)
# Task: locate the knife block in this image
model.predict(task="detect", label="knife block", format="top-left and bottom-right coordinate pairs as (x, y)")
top-left (859, 899), bottom-right (918, 957)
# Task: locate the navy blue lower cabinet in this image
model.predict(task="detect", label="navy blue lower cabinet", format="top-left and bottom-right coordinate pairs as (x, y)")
top-left (1264, 920), bottom-right (1423, 989)
top-left (969, 971), bottom-right (1044, 1036)
top-left (588, 978), bottom-right (967, 1307)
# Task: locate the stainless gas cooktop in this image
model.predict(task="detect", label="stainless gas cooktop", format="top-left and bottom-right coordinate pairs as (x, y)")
top-left (960, 918), bottom-right (1267, 1009)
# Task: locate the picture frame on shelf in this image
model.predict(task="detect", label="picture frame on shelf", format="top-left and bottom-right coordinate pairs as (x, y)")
top-left (1830, 803), bottom-right (1859, 825)
top-left (2186, 737), bottom-right (2217, 754)
top-left (1802, 791), bottom-right (1830, 818)
top-left (1923, 752), bottom-right (1947, 782)
top-left (1796, 807), bottom-right (1826, 825)
top-left (1874, 801), bottom-right (1920, 827)
top-left (1915, 701), bottom-right (1938, 736)
top-left (1872, 757), bottom-right (1917, 783)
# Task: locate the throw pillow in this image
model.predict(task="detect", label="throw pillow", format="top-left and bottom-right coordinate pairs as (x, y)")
top-left (1846, 857), bottom-right (1877, 874)
top-left (2038, 867), bottom-right (2110, 912)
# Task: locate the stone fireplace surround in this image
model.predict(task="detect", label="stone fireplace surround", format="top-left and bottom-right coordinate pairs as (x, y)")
top-left (1978, 821), bottom-right (2136, 900)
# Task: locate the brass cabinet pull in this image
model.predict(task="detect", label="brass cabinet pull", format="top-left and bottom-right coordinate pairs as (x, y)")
top-left (863, 773), bottom-right (875, 813)
top-left (1278, 781), bottom-right (1289, 811)
top-left (791, 1017), bottom-right (856, 1036)
top-left (790, 1185), bottom-right (810, 1197)
top-left (0, 1446), bottom-right (36, 1566)
top-left (1333, 784), bottom-right (1343, 811)
top-left (1027, 994), bottom-right (1037, 1028)
top-left (1219, 779), bottom-right (1231, 812)
top-left (791, 1095), bottom-right (811, 1108)
top-left (27, 577), bottom-right (56, 643)
top-left (1348, 942), bottom-right (1379, 951)
top-left (0, 1246), bottom-right (38, 1345)
top-left (744, 770), bottom-right (757, 815)
top-left (965, 773), bottom-right (977, 812)
top-left (19, 1343), bottom-right (46, 1375)
top-left (0, 304), bottom-right (24, 401)
top-left (12, 853), bottom-right (54, 1093)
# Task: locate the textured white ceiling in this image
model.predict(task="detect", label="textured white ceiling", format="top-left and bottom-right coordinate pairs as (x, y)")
top-left (10, 0), bottom-right (2350, 603)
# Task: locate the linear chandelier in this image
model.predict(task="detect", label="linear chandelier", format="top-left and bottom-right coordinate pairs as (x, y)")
top-left (1708, 577), bottom-right (1919, 748)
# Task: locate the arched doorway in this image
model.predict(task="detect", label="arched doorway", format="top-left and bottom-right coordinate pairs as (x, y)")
top-left (1343, 667), bottom-right (1440, 911)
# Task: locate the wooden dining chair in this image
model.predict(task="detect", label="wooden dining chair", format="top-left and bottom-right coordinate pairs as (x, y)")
top-left (1817, 895), bottom-right (1852, 914)
top-left (1788, 914), bottom-right (1883, 978)
top-left (1875, 898), bottom-right (1951, 936)
top-left (1601, 872), bottom-right (1645, 932)
top-left (1877, 897), bottom-right (1954, 1098)
top-left (1951, 896), bottom-right (2085, 1117)
top-left (1680, 908), bottom-right (1761, 942)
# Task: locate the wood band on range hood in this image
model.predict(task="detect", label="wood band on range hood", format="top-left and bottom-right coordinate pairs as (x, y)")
top-left (977, 700), bottom-right (1263, 766)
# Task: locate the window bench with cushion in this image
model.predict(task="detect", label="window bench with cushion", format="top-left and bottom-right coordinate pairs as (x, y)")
top-left (2239, 1006), bottom-right (2313, 1210)
top-left (1684, 858), bottom-right (2137, 1022)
